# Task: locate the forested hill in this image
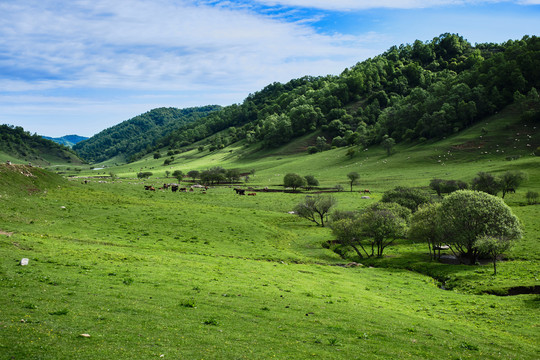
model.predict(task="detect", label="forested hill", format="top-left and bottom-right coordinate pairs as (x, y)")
top-left (42, 135), bottom-right (89, 148)
top-left (73, 105), bottom-right (221, 163)
top-left (153, 34), bottom-right (539, 154)
top-left (0, 125), bottom-right (83, 165)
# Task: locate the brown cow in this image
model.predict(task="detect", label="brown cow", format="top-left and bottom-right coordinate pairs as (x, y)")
top-left (361, 189), bottom-right (371, 194)
top-left (248, 193), bottom-right (256, 196)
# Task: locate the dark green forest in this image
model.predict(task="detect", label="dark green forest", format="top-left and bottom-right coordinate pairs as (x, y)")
top-left (73, 106), bottom-right (221, 163)
top-left (0, 125), bottom-right (81, 164)
top-left (153, 34), bottom-right (539, 154)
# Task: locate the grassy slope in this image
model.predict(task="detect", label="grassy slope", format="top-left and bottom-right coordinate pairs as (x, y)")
top-left (0, 179), bottom-right (538, 359)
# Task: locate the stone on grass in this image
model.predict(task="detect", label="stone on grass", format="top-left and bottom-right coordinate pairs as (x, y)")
top-left (20, 258), bottom-right (29, 266)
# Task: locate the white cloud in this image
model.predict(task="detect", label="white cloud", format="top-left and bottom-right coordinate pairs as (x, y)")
top-left (0, 0), bottom-right (376, 93)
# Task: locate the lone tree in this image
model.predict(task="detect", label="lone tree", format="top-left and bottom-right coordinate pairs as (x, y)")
top-left (381, 135), bottom-right (395, 156)
top-left (474, 235), bottom-right (515, 275)
top-left (172, 170), bottom-right (184, 182)
top-left (283, 173), bottom-right (306, 191)
top-left (294, 195), bottom-right (336, 227)
top-left (304, 175), bottom-right (319, 190)
top-left (471, 172), bottom-right (501, 196)
top-left (438, 190), bottom-right (522, 264)
top-left (137, 171), bottom-right (153, 179)
top-left (347, 172), bottom-right (360, 192)
top-left (499, 170), bottom-right (528, 198)
top-left (409, 203), bottom-right (443, 260)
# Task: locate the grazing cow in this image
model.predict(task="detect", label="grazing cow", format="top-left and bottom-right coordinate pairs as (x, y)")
top-left (248, 192), bottom-right (256, 196)
top-left (149, 186), bottom-right (156, 191)
top-left (144, 185), bottom-right (153, 190)
top-left (362, 189), bottom-right (371, 194)
top-left (171, 185), bottom-right (179, 192)
top-left (179, 187), bottom-right (187, 192)
top-left (163, 183), bottom-right (170, 190)
top-left (234, 188), bottom-right (246, 195)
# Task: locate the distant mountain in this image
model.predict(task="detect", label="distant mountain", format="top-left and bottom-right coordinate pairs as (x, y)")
top-left (73, 105), bottom-right (221, 163)
top-left (0, 124), bottom-right (83, 165)
top-left (42, 135), bottom-right (89, 148)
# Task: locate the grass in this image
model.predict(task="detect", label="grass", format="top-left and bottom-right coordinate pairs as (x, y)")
top-left (1, 106), bottom-right (539, 359)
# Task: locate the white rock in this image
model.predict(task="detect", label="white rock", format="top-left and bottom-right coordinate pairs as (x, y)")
top-left (20, 258), bottom-right (29, 266)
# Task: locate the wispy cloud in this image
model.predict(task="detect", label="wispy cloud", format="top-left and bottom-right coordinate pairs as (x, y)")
top-left (251, 0), bottom-right (538, 10)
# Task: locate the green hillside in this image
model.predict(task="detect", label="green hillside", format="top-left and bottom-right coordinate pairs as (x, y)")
top-left (0, 125), bottom-right (83, 166)
top-left (134, 34), bottom-right (539, 161)
top-left (73, 106), bottom-right (221, 163)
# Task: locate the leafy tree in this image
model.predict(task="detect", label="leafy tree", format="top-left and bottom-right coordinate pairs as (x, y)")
top-left (471, 172), bottom-right (501, 195)
top-left (165, 170), bottom-right (171, 178)
top-left (304, 175), bottom-right (319, 190)
top-left (153, 152), bottom-right (161, 159)
top-left (359, 202), bottom-right (411, 257)
top-left (172, 170), bottom-right (184, 182)
top-left (200, 167), bottom-right (226, 185)
top-left (381, 135), bottom-right (395, 156)
top-left (294, 195), bottom-right (336, 227)
top-left (474, 235), bottom-right (515, 275)
top-left (409, 203), bottom-right (443, 260)
top-left (187, 170), bottom-right (199, 181)
top-left (438, 190), bottom-right (522, 264)
top-left (381, 186), bottom-right (431, 212)
top-left (225, 168), bottom-right (241, 183)
top-left (283, 173), bottom-right (306, 191)
top-left (315, 136), bottom-right (328, 152)
top-left (499, 170), bottom-right (528, 198)
top-left (347, 172), bottom-right (360, 192)
top-left (330, 215), bottom-right (368, 259)
top-left (137, 172), bottom-right (153, 179)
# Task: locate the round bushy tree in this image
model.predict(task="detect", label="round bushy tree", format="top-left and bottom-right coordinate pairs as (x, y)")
top-left (438, 190), bottom-right (522, 264)
top-left (283, 173), bottom-right (306, 191)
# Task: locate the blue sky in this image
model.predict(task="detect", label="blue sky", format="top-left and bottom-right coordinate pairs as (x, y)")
top-left (0, 0), bottom-right (539, 137)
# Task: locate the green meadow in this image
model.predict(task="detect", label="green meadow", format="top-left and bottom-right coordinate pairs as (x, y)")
top-left (1, 108), bottom-right (539, 359)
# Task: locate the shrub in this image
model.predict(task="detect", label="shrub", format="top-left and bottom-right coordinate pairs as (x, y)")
top-left (381, 186), bottom-right (431, 212)
top-left (526, 191), bottom-right (539, 205)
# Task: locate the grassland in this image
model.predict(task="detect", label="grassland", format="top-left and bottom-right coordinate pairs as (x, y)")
top-left (1, 107), bottom-right (539, 359)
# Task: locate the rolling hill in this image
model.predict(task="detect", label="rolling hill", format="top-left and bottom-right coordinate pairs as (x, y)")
top-left (73, 105), bottom-right (221, 163)
top-left (0, 124), bottom-right (84, 166)
top-left (42, 135), bottom-right (89, 148)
